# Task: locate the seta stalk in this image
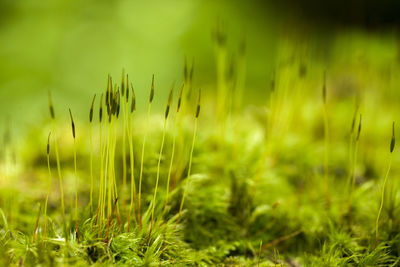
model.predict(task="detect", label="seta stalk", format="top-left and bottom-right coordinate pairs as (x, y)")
top-left (149, 84), bottom-right (173, 237)
top-left (347, 114), bottom-right (362, 214)
top-left (89, 94), bottom-right (96, 217)
top-left (48, 92), bottom-right (67, 239)
top-left (163, 83), bottom-right (184, 217)
top-left (44, 132), bottom-right (52, 239)
top-left (375, 121), bottom-right (395, 249)
top-left (177, 89), bottom-right (201, 224)
top-left (138, 74), bottom-right (154, 227)
top-left (127, 84), bottom-right (137, 231)
top-left (69, 108), bottom-right (79, 242)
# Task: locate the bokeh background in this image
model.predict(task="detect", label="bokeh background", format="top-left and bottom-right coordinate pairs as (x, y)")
top-left (1, 0), bottom-right (400, 135)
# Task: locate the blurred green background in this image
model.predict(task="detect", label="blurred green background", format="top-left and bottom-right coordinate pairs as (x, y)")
top-left (1, 0), bottom-right (400, 135)
top-left (0, 0), bottom-right (278, 133)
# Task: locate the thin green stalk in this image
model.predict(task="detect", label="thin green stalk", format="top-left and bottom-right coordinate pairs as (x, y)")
top-left (150, 86), bottom-right (172, 235)
top-left (111, 113), bottom-right (121, 224)
top-left (163, 132), bottom-right (176, 217)
top-left (149, 120), bottom-right (167, 237)
top-left (33, 203), bottom-right (42, 242)
top-left (375, 155), bottom-right (392, 249)
top-left (89, 122), bottom-right (94, 216)
top-left (375, 122), bottom-right (395, 249)
top-left (106, 119), bottom-right (112, 219)
top-left (122, 72), bottom-right (128, 203)
top-left (138, 103), bottom-right (151, 227)
top-left (122, 101), bottom-right (127, 208)
top-left (138, 75), bottom-right (154, 227)
top-left (127, 84), bottom-right (137, 231)
top-left (73, 136), bottom-right (79, 242)
top-left (127, 115), bottom-right (136, 231)
top-left (163, 84), bottom-right (183, 216)
top-left (107, 119), bottom-right (115, 227)
top-left (95, 93), bottom-right (104, 227)
top-left (52, 122), bottom-right (65, 221)
top-left (347, 115), bottom-right (362, 215)
top-left (89, 95), bottom-right (96, 217)
top-left (69, 109), bottom-right (79, 242)
top-left (177, 89), bottom-right (200, 223)
top-left (345, 124), bottom-right (355, 194)
top-left (44, 132), bottom-right (52, 239)
top-left (98, 120), bottom-right (105, 229)
top-left (177, 118), bottom-right (198, 223)
top-left (48, 91), bottom-right (67, 239)
top-left (340, 115), bottom-right (356, 221)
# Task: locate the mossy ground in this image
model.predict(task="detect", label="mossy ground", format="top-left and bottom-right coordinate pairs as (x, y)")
top-left (1, 44), bottom-right (400, 266)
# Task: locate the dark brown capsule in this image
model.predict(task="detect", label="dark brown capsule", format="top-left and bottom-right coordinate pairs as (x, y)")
top-left (108, 78), bottom-right (114, 110)
top-left (270, 71), bottom-right (275, 93)
top-left (391, 121), bottom-right (395, 153)
top-left (168, 83), bottom-right (174, 105)
top-left (165, 84), bottom-right (174, 119)
top-left (214, 21), bottom-right (227, 46)
top-left (48, 91), bottom-right (55, 119)
top-left (177, 83), bottom-right (184, 113)
top-left (106, 99), bottom-right (111, 117)
top-left (99, 93), bottom-right (103, 123)
top-left (89, 94), bottom-right (96, 123)
top-left (351, 105), bottom-right (359, 134)
top-left (196, 89), bottom-right (201, 118)
top-left (121, 69), bottom-right (125, 97)
top-left (126, 74), bottom-right (129, 103)
top-left (69, 108), bottom-right (75, 139)
top-left (47, 132), bottom-right (51, 155)
top-left (351, 116), bottom-right (356, 134)
top-left (356, 114), bottom-right (362, 141)
top-left (165, 106), bottom-right (170, 119)
top-left (116, 90), bottom-right (121, 118)
top-left (105, 75), bottom-right (110, 108)
top-left (110, 91), bottom-right (116, 116)
top-left (149, 74), bottom-right (155, 103)
top-left (130, 84), bottom-right (136, 113)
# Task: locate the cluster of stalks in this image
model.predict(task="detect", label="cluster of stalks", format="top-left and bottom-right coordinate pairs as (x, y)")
top-left (39, 59), bottom-right (397, 256)
top-left (43, 71), bottom-right (201, 242)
